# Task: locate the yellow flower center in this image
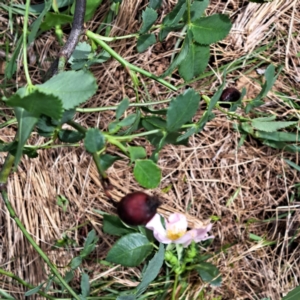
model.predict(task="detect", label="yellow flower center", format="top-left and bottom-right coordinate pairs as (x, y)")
top-left (166, 228), bottom-right (186, 240)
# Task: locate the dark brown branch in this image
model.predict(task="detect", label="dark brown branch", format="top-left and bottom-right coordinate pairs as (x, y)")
top-left (44, 0), bottom-right (86, 81)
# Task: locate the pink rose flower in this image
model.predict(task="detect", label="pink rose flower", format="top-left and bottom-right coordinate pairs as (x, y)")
top-left (146, 213), bottom-right (214, 247)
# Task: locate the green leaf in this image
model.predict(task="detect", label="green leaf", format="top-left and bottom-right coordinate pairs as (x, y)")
top-left (282, 285), bottom-right (300, 300)
top-left (14, 108), bottom-right (38, 168)
top-left (134, 159), bottom-right (161, 188)
top-left (24, 283), bottom-right (45, 297)
top-left (118, 114), bottom-right (138, 127)
top-left (103, 214), bottom-right (137, 236)
top-left (284, 159), bottom-right (300, 172)
top-left (262, 140), bottom-right (300, 153)
top-left (106, 233), bottom-right (153, 267)
top-left (251, 120), bottom-right (297, 132)
top-left (191, 14), bottom-right (232, 44)
top-left (80, 273), bottom-right (90, 297)
top-left (82, 230), bottom-right (98, 258)
top-left (117, 296), bottom-right (136, 300)
top-left (84, 128), bottom-right (105, 153)
top-left (58, 129), bottom-right (85, 143)
top-left (254, 131), bottom-right (300, 142)
top-left (162, 0), bottom-right (186, 26)
top-left (5, 36), bottom-right (22, 79)
top-left (128, 146), bottom-right (147, 162)
top-left (84, 0), bottom-right (103, 21)
top-left (161, 31), bottom-right (190, 77)
top-left (245, 65), bottom-right (281, 113)
top-left (99, 154), bottom-right (120, 171)
top-left (159, 24), bottom-right (184, 41)
top-left (40, 12), bottom-right (73, 30)
top-left (37, 70), bottom-right (97, 110)
top-left (137, 34), bottom-right (156, 53)
top-left (116, 98), bottom-right (130, 120)
top-left (149, 0), bottom-right (162, 9)
top-left (57, 195), bottom-right (69, 212)
top-left (140, 8), bottom-right (158, 34)
top-left (69, 42), bottom-right (91, 64)
top-left (70, 256), bottom-right (82, 269)
top-left (28, 0), bottom-right (52, 44)
top-left (166, 89), bottom-right (200, 132)
top-left (178, 43), bottom-right (210, 81)
top-left (196, 262), bottom-right (222, 287)
top-left (184, 0), bottom-right (209, 22)
top-left (136, 243), bottom-right (165, 294)
top-left (5, 91), bottom-right (63, 120)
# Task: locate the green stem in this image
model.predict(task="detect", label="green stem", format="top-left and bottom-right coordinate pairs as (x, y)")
top-left (172, 273), bottom-right (179, 300)
top-left (0, 154), bottom-right (15, 184)
top-left (76, 98), bottom-right (172, 113)
top-left (105, 129), bottom-right (160, 142)
top-left (23, 0), bottom-right (32, 86)
top-left (186, 0), bottom-right (191, 25)
top-left (0, 190), bottom-right (80, 300)
top-left (0, 268), bottom-right (55, 300)
top-left (67, 120), bottom-right (87, 134)
top-left (86, 31), bottom-right (178, 91)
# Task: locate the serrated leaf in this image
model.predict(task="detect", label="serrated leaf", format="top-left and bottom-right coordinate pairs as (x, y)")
top-left (161, 31), bottom-right (190, 77)
top-left (5, 91), bottom-right (63, 120)
top-left (162, 0), bottom-right (186, 26)
top-left (99, 154), bottom-right (120, 171)
top-left (136, 243), bottom-right (165, 294)
top-left (69, 42), bottom-right (92, 64)
top-left (197, 262), bottom-right (222, 287)
top-left (140, 8), bottom-right (158, 34)
top-left (58, 129), bottom-right (85, 143)
top-left (118, 114), bottom-right (137, 127)
top-left (116, 98), bottom-right (130, 120)
top-left (81, 273), bottom-right (90, 297)
top-left (159, 24), bottom-right (184, 41)
top-left (166, 88), bottom-right (200, 132)
top-left (37, 70), bottom-right (97, 110)
top-left (103, 214), bottom-right (137, 236)
top-left (84, 128), bottom-right (105, 153)
top-left (137, 34), bottom-right (156, 53)
top-left (178, 43), bottom-right (210, 81)
top-left (14, 108), bottom-right (38, 168)
top-left (191, 14), bottom-right (232, 44)
top-left (251, 120), bottom-right (297, 132)
top-left (134, 159), bottom-right (161, 188)
top-left (149, 0), bottom-right (162, 9)
top-left (128, 146), bottom-right (147, 162)
top-left (184, 0), bottom-right (209, 22)
top-left (106, 233), bottom-right (153, 267)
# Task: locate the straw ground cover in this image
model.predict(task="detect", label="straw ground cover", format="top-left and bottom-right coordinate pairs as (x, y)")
top-left (0, 0), bottom-right (300, 299)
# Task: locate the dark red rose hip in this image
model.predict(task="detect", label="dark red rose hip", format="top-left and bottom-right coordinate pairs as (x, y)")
top-left (117, 192), bottom-right (161, 226)
top-left (220, 87), bottom-right (241, 102)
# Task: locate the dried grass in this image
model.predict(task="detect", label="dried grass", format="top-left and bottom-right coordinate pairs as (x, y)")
top-left (1, 0), bottom-right (300, 299)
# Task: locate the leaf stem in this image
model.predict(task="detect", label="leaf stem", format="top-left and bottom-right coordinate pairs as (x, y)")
top-left (76, 98), bottom-right (172, 113)
top-left (86, 30), bottom-right (178, 91)
top-left (172, 273), bottom-right (179, 300)
top-left (0, 154), bottom-right (15, 184)
top-left (0, 189), bottom-right (81, 300)
top-left (23, 0), bottom-right (32, 86)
